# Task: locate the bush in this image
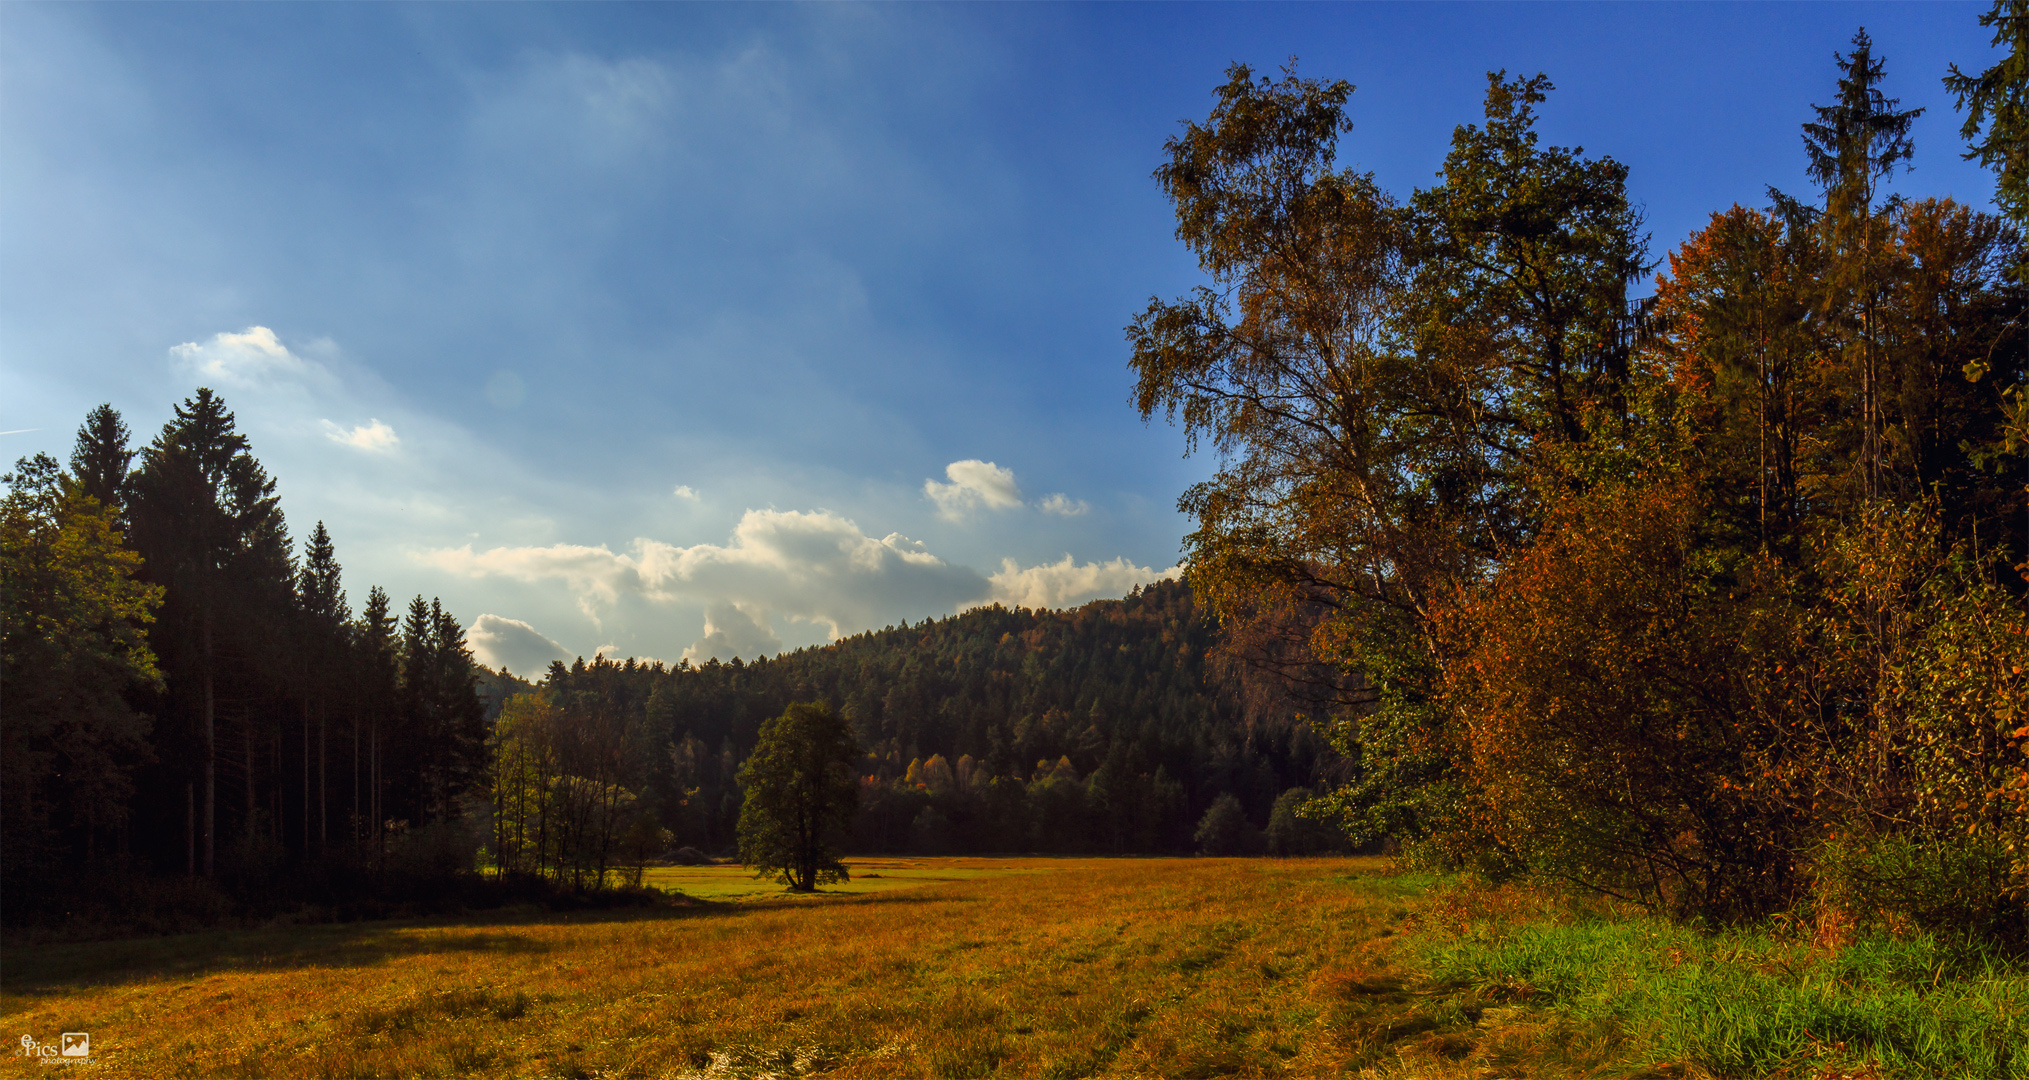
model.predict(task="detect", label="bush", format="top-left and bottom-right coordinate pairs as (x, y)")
top-left (911, 807), bottom-right (954, 854)
top-left (1195, 793), bottom-right (1259, 856)
top-left (386, 815), bottom-right (486, 877)
top-left (1264, 787), bottom-right (1341, 856)
top-left (1813, 835), bottom-right (2027, 947)
top-left (666, 845), bottom-right (713, 866)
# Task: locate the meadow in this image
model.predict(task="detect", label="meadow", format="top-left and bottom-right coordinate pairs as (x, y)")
top-left (4, 857), bottom-right (2025, 1079)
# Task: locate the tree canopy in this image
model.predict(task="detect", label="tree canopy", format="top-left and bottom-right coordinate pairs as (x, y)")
top-left (737, 702), bottom-right (862, 892)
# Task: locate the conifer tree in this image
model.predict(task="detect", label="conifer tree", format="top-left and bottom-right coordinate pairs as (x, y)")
top-left (1946, 1), bottom-right (2029, 234)
top-left (129, 388), bottom-right (290, 877)
top-left (297, 522), bottom-right (346, 852)
top-left (69, 404), bottom-right (133, 523)
top-left (356, 586), bottom-right (398, 862)
top-left (1801, 28), bottom-right (1924, 499)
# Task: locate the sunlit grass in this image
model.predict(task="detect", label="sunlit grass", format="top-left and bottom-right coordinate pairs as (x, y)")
top-left (8, 859), bottom-right (2020, 1078)
top-left (2, 857), bottom-right (1432, 1078)
top-left (639, 857), bottom-right (1047, 902)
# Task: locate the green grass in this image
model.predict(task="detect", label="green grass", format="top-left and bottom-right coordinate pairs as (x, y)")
top-left (1414, 904), bottom-right (2029, 1078)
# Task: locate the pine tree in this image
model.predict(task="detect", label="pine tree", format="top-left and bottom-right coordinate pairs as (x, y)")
top-left (69, 404), bottom-right (133, 524)
top-left (356, 586), bottom-right (398, 863)
top-left (1946, 1), bottom-right (2029, 234)
top-left (297, 522), bottom-right (346, 853)
top-left (129, 388), bottom-right (290, 877)
top-left (1802, 28), bottom-right (1924, 500)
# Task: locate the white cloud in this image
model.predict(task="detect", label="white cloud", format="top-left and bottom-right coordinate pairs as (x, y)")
top-left (984, 555), bottom-right (1179, 612)
top-left (170, 326), bottom-right (328, 388)
top-left (468, 614), bottom-right (569, 678)
top-left (320, 418), bottom-right (400, 454)
top-left (682, 601), bottom-right (783, 664)
top-left (673, 485), bottom-right (700, 501)
top-left (422, 508), bottom-right (990, 657)
top-left (425, 508), bottom-right (1179, 660)
top-left (1037, 493), bottom-right (1088, 517)
top-left (924, 459), bottom-right (1022, 521)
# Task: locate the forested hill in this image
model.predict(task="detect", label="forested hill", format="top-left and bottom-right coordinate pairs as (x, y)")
top-left (514, 578), bottom-right (1345, 856)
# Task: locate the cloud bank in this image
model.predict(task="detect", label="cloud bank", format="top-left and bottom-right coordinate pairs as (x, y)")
top-left (468, 614), bottom-right (569, 678)
top-left (423, 508), bottom-right (1176, 662)
top-left (985, 555), bottom-right (1179, 612)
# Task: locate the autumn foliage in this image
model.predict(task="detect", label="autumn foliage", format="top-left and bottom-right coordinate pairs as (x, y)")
top-left (1140, 28), bottom-right (2029, 939)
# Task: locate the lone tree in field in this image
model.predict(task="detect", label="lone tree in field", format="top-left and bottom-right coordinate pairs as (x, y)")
top-left (736, 701), bottom-right (860, 892)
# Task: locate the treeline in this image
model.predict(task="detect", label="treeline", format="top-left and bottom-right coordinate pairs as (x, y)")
top-left (2, 390), bottom-right (492, 921)
top-left (1134, 18), bottom-right (2029, 942)
top-left (4, 389), bottom-right (1347, 926)
top-left (491, 577), bottom-right (1349, 878)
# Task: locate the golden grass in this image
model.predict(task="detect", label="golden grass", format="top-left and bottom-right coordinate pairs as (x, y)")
top-left (638, 857), bottom-right (1046, 903)
top-left (1, 857), bottom-right (1542, 1079)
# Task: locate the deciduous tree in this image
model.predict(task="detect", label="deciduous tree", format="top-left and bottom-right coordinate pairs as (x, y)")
top-left (737, 701), bottom-right (860, 891)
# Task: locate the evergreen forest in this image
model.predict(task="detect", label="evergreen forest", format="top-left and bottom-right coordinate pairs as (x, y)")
top-left (3, 392), bottom-right (1337, 928)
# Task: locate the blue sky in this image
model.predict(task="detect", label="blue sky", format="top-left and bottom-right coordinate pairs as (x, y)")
top-left (1, 2), bottom-right (2003, 675)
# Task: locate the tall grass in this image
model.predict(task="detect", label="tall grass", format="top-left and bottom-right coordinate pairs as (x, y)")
top-left (1417, 912), bottom-right (2029, 1077)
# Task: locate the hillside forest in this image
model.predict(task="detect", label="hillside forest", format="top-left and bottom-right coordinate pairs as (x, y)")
top-left (6, 8), bottom-right (2029, 947)
top-left (4, 391), bottom-right (1337, 924)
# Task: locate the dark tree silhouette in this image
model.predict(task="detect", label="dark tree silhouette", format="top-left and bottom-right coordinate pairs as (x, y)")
top-left (737, 701), bottom-right (860, 892)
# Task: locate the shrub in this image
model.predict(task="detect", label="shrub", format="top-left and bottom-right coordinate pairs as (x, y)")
top-left (1195, 793), bottom-right (1258, 856)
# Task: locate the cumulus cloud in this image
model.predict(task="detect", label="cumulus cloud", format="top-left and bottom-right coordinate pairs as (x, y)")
top-left (672, 485), bottom-right (700, 501)
top-left (170, 326), bottom-right (328, 388)
top-left (682, 602), bottom-right (783, 664)
top-left (468, 614), bottom-right (569, 678)
top-left (425, 507), bottom-right (1180, 660)
top-left (421, 508), bottom-right (991, 658)
top-left (985, 555), bottom-right (1179, 612)
top-left (320, 418), bottom-right (400, 454)
top-left (1037, 493), bottom-right (1088, 517)
top-left (924, 459), bottom-right (1022, 521)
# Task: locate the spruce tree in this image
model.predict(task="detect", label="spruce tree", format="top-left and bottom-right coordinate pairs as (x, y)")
top-left (129, 388), bottom-right (290, 877)
top-left (1802, 29), bottom-right (1924, 499)
top-left (69, 403), bottom-right (133, 522)
top-left (297, 522), bottom-right (346, 853)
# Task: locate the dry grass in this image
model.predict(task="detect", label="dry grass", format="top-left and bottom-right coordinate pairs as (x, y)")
top-left (0, 856), bottom-right (1512, 1079)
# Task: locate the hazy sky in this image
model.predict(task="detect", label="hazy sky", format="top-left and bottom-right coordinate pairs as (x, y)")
top-left (1, 2), bottom-right (2002, 676)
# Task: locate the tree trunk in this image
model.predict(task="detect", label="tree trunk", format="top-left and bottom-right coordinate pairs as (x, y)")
top-left (353, 710), bottom-right (361, 857)
top-left (303, 697), bottom-right (312, 855)
top-left (320, 704), bottom-right (328, 850)
top-left (371, 715), bottom-right (382, 872)
top-left (244, 710), bottom-right (256, 835)
top-left (202, 621), bottom-right (215, 878)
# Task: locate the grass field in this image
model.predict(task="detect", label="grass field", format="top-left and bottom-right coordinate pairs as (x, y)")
top-left (4, 857), bottom-right (2024, 1078)
top-left (635, 858), bottom-right (1046, 903)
